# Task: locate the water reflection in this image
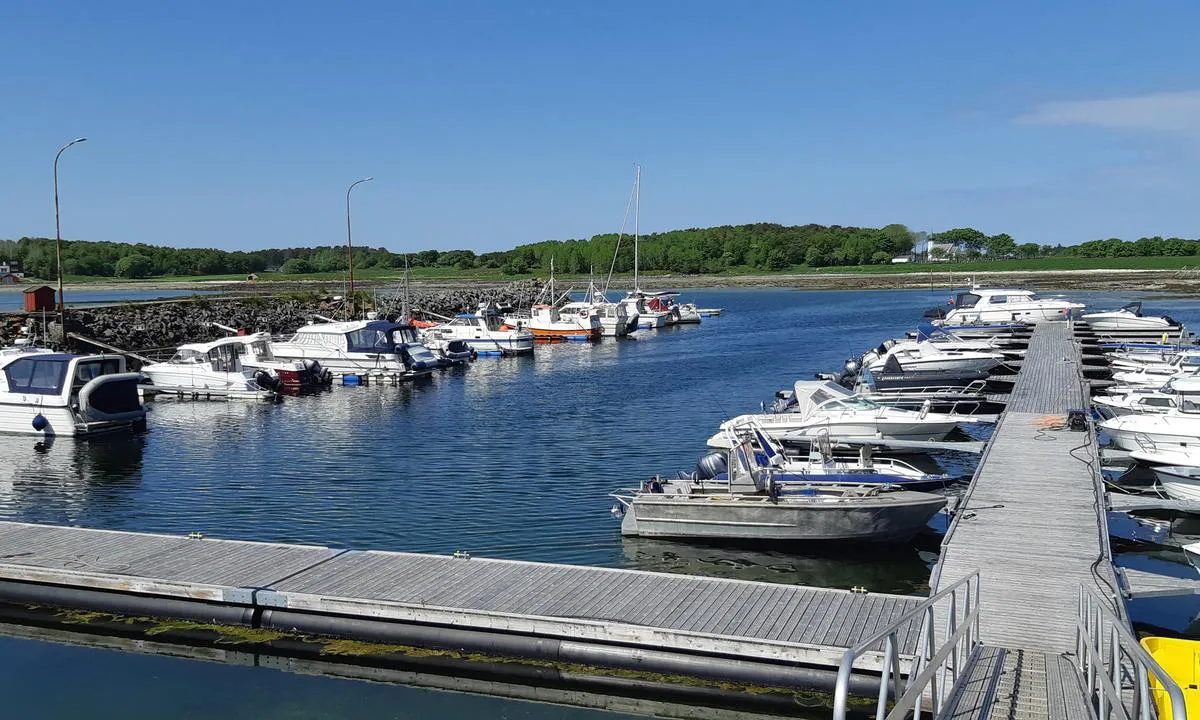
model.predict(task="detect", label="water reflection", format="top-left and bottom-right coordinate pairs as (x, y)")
top-left (0, 434), bottom-right (144, 525)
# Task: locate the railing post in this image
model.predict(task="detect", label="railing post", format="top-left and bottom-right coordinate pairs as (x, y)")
top-left (1110, 627), bottom-right (1121, 720)
top-left (877, 635), bottom-right (894, 720)
top-left (948, 590), bottom-right (959, 686)
top-left (926, 606), bottom-right (940, 716)
top-left (1136, 663), bottom-right (1150, 720)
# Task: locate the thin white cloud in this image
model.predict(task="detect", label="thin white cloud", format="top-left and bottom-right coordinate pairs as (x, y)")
top-left (1015, 90), bottom-right (1200, 134)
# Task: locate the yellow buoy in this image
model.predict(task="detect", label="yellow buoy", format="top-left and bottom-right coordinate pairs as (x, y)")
top-left (1141, 636), bottom-right (1200, 720)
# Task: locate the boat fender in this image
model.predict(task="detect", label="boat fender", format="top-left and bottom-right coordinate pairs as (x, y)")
top-left (31, 414), bottom-right (47, 431)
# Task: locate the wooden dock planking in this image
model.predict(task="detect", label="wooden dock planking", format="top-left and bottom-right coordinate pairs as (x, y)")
top-left (936, 322), bottom-right (1116, 655)
top-left (0, 519), bottom-right (925, 672)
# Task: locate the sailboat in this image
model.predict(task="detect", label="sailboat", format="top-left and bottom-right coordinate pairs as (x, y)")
top-left (617, 165), bottom-right (671, 330)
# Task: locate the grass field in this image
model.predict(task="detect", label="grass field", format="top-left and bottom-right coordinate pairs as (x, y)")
top-left (42, 254), bottom-right (1200, 285)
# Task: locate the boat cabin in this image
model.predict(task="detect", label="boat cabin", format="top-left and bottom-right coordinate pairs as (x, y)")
top-left (288, 320), bottom-right (423, 353)
top-left (951, 289), bottom-right (1038, 309)
top-left (233, 332), bottom-right (278, 363)
top-left (170, 338), bottom-right (247, 373)
top-left (1170, 378), bottom-right (1200, 414)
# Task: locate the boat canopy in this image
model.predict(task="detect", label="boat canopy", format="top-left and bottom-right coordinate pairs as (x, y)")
top-left (789, 380), bottom-right (855, 416)
top-left (346, 320), bottom-right (413, 353)
top-left (4, 353), bottom-right (73, 395)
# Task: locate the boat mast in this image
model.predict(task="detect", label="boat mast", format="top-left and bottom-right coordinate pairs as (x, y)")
top-left (633, 164), bottom-right (641, 294)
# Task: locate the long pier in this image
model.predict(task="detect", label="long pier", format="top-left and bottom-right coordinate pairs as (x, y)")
top-left (932, 321), bottom-right (1116, 720)
top-left (0, 520), bottom-right (922, 693)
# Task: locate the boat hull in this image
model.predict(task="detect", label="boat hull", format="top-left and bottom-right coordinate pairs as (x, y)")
top-left (1152, 467), bottom-right (1200, 502)
top-left (620, 492), bottom-right (946, 542)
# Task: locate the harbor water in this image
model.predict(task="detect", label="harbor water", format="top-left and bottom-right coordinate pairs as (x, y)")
top-left (2, 287), bottom-right (1199, 718)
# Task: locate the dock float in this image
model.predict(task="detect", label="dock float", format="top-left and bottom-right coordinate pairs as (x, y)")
top-left (0, 520), bottom-right (923, 694)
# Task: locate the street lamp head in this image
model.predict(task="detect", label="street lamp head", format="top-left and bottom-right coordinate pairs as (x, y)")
top-left (364, 176), bottom-right (374, 182)
top-left (73, 137), bottom-right (87, 144)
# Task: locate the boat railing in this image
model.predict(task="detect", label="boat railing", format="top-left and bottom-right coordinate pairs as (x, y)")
top-left (832, 570), bottom-right (981, 720)
top-left (1076, 584), bottom-right (1185, 720)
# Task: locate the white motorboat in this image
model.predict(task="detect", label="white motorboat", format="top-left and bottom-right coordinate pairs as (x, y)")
top-left (1082, 302), bottom-right (1176, 331)
top-left (228, 332), bottom-right (331, 391)
top-left (141, 337), bottom-right (277, 400)
top-left (707, 380), bottom-right (976, 449)
top-left (271, 319), bottom-right (439, 379)
top-left (424, 303), bottom-right (535, 355)
top-left (676, 302), bottom-right (703, 324)
top-left (911, 324), bottom-right (1026, 359)
top-left (0, 351), bottom-right (146, 436)
top-left (1092, 385), bottom-right (1178, 416)
top-left (1110, 352), bottom-right (1200, 387)
top-left (1151, 466), bottom-right (1200, 502)
top-left (1100, 379), bottom-right (1200, 450)
top-left (862, 341), bottom-right (1004, 374)
top-left (940, 288), bottom-right (1084, 325)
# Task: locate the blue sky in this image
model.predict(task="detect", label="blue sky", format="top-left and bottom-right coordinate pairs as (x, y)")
top-left (2, 1), bottom-right (1199, 252)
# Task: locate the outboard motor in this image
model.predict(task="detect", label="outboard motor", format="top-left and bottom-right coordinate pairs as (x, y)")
top-left (692, 451), bottom-right (728, 481)
top-left (304, 359), bottom-right (333, 385)
top-left (254, 370), bottom-right (280, 391)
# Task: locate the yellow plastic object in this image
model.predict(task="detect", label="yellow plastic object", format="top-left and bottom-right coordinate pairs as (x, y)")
top-left (1140, 636), bottom-right (1200, 720)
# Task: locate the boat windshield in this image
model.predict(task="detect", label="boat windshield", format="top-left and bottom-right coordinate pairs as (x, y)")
top-left (170, 348), bottom-right (207, 363)
top-left (4, 355), bottom-right (71, 395)
top-left (483, 315), bottom-right (504, 331)
top-left (346, 327), bottom-right (396, 352)
top-left (250, 340), bottom-right (274, 361)
top-left (1181, 396), bottom-right (1200, 415)
top-left (825, 397), bottom-right (880, 411)
top-left (391, 326), bottom-right (420, 344)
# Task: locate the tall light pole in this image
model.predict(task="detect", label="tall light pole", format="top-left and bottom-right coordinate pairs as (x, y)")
top-left (345, 176), bottom-right (373, 297)
top-left (54, 137), bottom-right (87, 321)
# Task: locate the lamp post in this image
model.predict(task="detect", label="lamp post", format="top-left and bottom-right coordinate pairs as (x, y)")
top-left (54, 137), bottom-right (87, 321)
top-left (345, 177), bottom-right (373, 298)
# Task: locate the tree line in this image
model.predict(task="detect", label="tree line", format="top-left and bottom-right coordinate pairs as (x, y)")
top-left (2, 225), bottom-right (1199, 280)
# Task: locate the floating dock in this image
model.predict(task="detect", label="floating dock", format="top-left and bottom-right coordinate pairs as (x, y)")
top-left (0, 520), bottom-right (922, 693)
top-left (931, 321), bottom-right (1117, 719)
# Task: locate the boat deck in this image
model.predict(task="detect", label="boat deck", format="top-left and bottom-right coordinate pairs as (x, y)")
top-left (935, 322), bottom-right (1116, 654)
top-left (0, 520), bottom-right (924, 677)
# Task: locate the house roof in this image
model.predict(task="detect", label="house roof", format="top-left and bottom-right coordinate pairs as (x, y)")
top-left (22, 285), bottom-right (54, 294)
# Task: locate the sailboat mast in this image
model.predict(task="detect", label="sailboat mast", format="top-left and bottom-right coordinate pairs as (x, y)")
top-left (633, 164), bottom-right (641, 293)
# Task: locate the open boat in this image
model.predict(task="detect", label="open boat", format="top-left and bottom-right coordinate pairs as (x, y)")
top-left (610, 430), bottom-right (946, 543)
top-left (1151, 466), bottom-right (1200, 502)
top-left (0, 351), bottom-right (146, 436)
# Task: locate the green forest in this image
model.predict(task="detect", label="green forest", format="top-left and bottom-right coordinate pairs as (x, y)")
top-left (3, 223), bottom-right (1199, 280)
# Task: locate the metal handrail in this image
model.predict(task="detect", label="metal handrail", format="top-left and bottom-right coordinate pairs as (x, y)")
top-left (833, 571), bottom-right (981, 720)
top-left (1077, 584), bottom-right (1186, 720)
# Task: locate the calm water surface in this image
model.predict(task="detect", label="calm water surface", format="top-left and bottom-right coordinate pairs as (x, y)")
top-left (2, 287), bottom-right (1198, 718)
top-left (0, 286), bottom-right (222, 310)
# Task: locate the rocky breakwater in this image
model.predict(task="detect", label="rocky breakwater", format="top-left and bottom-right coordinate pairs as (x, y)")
top-left (1, 280), bottom-right (542, 354)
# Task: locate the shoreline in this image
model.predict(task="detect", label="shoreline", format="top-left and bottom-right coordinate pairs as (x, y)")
top-left (0, 267), bottom-right (1194, 295)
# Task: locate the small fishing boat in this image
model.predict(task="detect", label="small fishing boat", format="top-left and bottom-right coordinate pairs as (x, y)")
top-left (837, 357), bottom-right (992, 392)
top-left (695, 307), bottom-right (723, 317)
top-left (141, 338), bottom-right (277, 400)
top-left (708, 380), bottom-right (978, 449)
top-left (1082, 302), bottom-right (1177, 331)
top-left (937, 288), bottom-right (1084, 325)
top-left (1152, 466), bottom-right (1200, 502)
top-left (609, 435), bottom-right (947, 543)
top-left (272, 319), bottom-right (440, 379)
top-left (0, 351), bottom-right (146, 436)
top-left (424, 303), bottom-right (535, 355)
top-left (502, 260), bottom-right (601, 341)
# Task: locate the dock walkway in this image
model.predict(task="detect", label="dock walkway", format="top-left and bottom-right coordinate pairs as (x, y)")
top-left (930, 322), bottom-right (1118, 720)
top-left (936, 321), bottom-right (1114, 653)
top-left (0, 520), bottom-right (923, 686)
